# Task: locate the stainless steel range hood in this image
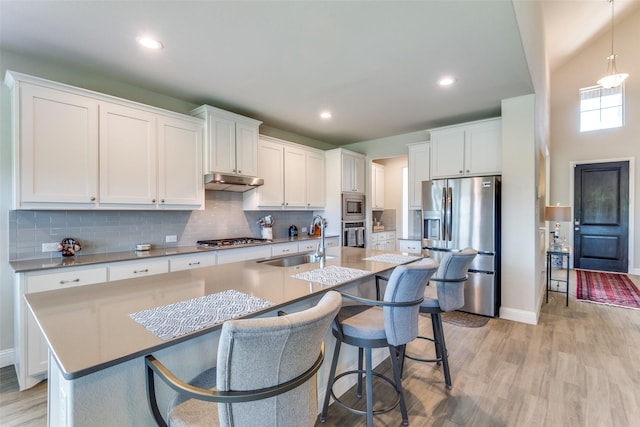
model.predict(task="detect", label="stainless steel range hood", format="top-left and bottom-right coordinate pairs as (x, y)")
top-left (204, 172), bottom-right (264, 192)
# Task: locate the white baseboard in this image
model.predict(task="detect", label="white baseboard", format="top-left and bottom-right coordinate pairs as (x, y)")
top-left (499, 306), bottom-right (538, 325)
top-left (0, 348), bottom-right (15, 368)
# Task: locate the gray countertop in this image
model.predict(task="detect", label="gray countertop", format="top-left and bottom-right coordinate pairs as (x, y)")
top-left (10, 235), bottom-right (337, 273)
top-left (24, 246), bottom-right (423, 380)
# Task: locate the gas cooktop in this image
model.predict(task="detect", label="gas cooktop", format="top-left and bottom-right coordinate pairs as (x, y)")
top-left (197, 237), bottom-right (272, 248)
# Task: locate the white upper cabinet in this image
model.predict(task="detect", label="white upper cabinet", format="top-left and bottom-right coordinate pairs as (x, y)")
top-left (430, 118), bottom-right (501, 179)
top-left (191, 105), bottom-right (262, 177)
top-left (244, 135), bottom-right (325, 210)
top-left (407, 142), bottom-right (430, 209)
top-left (99, 103), bottom-right (157, 206)
top-left (254, 137), bottom-right (285, 207)
top-left (283, 145), bottom-right (307, 208)
top-left (5, 71), bottom-right (204, 210)
top-left (341, 151), bottom-right (365, 193)
top-left (305, 150), bottom-right (325, 208)
top-left (12, 82), bottom-right (100, 208)
top-left (371, 162), bottom-right (385, 210)
top-left (157, 116), bottom-right (204, 207)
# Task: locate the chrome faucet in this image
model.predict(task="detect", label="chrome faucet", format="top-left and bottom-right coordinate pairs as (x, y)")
top-left (312, 215), bottom-right (327, 260)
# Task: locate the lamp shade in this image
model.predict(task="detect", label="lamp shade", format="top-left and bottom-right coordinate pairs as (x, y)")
top-left (544, 206), bottom-right (572, 222)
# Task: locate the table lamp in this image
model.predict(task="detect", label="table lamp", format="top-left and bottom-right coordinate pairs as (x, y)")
top-left (544, 204), bottom-right (572, 249)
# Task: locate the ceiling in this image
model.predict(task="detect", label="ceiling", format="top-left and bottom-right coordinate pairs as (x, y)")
top-left (1, 0), bottom-right (638, 146)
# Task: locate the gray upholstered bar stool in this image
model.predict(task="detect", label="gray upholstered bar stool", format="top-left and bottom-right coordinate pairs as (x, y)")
top-left (145, 291), bottom-right (342, 427)
top-left (320, 259), bottom-right (439, 427)
top-left (406, 248), bottom-right (477, 390)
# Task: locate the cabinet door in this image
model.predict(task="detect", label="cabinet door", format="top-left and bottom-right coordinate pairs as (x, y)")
top-left (256, 139), bottom-right (285, 207)
top-left (306, 150), bottom-right (325, 208)
top-left (208, 114), bottom-right (236, 174)
top-left (235, 122), bottom-right (258, 176)
top-left (284, 146), bottom-right (307, 208)
top-left (341, 154), bottom-right (355, 192)
top-left (353, 155), bottom-right (366, 193)
top-left (158, 116), bottom-right (203, 208)
top-left (430, 128), bottom-right (465, 178)
top-left (408, 143), bottom-right (430, 209)
top-left (19, 83), bottom-right (99, 206)
top-left (372, 163), bottom-right (385, 209)
top-left (100, 103), bottom-right (157, 205)
top-left (342, 153), bottom-right (365, 193)
top-left (465, 119), bottom-right (501, 176)
top-left (24, 267), bottom-right (107, 378)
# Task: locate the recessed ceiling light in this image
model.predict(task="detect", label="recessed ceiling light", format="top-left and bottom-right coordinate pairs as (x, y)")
top-left (137, 36), bottom-right (163, 49)
top-left (320, 111), bottom-right (332, 120)
top-left (438, 76), bottom-right (456, 86)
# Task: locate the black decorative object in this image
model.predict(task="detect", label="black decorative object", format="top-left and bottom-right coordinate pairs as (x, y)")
top-left (57, 238), bottom-right (81, 257)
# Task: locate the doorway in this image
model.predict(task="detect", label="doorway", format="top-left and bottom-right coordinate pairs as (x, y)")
top-left (573, 161), bottom-right (629, 272)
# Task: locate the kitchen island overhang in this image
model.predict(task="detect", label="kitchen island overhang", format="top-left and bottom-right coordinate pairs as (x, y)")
top-left (25, 246), bottom-right (423, 426)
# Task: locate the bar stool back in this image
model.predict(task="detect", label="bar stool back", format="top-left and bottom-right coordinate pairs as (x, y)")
top-left (320, 258), bottom-right (439, 427)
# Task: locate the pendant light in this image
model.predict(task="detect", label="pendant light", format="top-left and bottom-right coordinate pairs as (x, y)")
top-left (597, 0), bottom-right (628, 89)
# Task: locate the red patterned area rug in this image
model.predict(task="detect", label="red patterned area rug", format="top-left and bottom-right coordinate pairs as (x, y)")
top-left (576, 269), bottom-right (640, 310)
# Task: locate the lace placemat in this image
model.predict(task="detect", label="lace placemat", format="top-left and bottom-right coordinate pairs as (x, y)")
top-left (291, 265), bottom-right (371, 286)
top-left (363, 253), bottom-right (423, 264)
top-left (129, 289), bottom-right (273, 340)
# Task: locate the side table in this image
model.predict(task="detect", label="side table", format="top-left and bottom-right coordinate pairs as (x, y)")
top-left (546, 249), bottom-right (570, 306)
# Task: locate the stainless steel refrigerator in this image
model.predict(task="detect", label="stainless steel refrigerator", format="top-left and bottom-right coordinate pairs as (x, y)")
top-left (422, 176), bottom-right (500, 317)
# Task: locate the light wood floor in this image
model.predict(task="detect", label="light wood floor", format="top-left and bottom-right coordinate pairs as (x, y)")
top-left (2, 271), bottom-right (639, 427)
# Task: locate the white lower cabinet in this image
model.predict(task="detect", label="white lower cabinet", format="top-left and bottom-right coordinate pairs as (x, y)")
top-left (371, 231), bottom-right (396, 251)
top-left (325, 237), bottom-right (339, 248)
top-left (217, 245), bottom-right (272, 264)
top-left (169, 252), bottom-right (217, 272)
top-left (272, 242), bottom-right (299, 256)
top-left (15, 266), bottom-right (108, 390)
top-left (398, 240), bottom-right (422, 254)
top-left (108, 259), bottom-right (169, 281)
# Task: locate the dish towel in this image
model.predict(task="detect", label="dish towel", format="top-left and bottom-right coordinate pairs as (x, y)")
top-left (291, 265), bottom-right (371, 286)
top-left (363, 253), bottom-right (423, 264)
top-left (129, 289), bottom-right (273, 340)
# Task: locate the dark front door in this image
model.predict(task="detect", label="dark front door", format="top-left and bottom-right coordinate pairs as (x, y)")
top-left (573, 161), bottom-right (629, 272)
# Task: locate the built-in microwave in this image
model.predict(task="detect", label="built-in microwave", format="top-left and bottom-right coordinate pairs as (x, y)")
top-left (342, 193), bottom-right (365, 221)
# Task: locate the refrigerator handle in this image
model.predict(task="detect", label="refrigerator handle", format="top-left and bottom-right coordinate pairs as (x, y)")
top-left (440, 187), bottom-right (447, 241)
top-left (446, 186), bottom-right (453, 241)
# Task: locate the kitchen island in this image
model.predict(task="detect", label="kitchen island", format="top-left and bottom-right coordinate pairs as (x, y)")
top-left (25, 246), bottom-right (422, 426)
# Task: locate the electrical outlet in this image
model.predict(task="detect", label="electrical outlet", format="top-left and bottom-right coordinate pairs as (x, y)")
top-left (165, 235), bottom-right (177, 243)
top-left (42, 242), bottom-right (59, 252)
top-left (301, 227), bottom-right (308, 233)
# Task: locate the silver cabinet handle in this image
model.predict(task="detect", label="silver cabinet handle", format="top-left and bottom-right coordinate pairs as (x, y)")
top-left (133, 268), bottom-right (149, 274)
top-left (188, 262), bottom-right (200, 266)
top-left (59, 278), bottom-right (80, 284)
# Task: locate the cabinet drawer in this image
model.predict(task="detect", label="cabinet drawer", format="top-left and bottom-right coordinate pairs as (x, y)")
top-left (217, 245), bottom-right (271, 264)
top-left (109, 259), bottom-right (169, 281)
top-left (26, 267), bottom-right (108, 293)
top-left (399, 240), bottom-right (422, 254)
top-left (325, 237), bottom-right (339, 248)
top-left (170, 253), bottom-right (217, 272)
top-left (272, 242), bottom-right (298, 256)
top-left (298, 241), bottom-right (317, 253)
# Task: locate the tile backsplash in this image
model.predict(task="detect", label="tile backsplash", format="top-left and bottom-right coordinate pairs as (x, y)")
top-left (9, 191), bottom-right (317, 261)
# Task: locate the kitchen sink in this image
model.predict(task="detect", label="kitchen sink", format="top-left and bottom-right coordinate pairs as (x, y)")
top-left (257, 253), bottom-right (336, 267)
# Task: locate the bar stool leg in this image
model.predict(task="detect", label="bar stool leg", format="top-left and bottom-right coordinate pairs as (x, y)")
top-left (389, 345), bottom-right (409, 426)
top-left (433, 313), bottom-right (452, 389)
top-left (365, 347), bottom-right (374, 427)
top-left (320, 340), bottom-right (342, 422)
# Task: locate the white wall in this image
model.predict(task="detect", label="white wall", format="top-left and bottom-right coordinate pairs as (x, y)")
top-left (550, 8), bottom-right (640, 273)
